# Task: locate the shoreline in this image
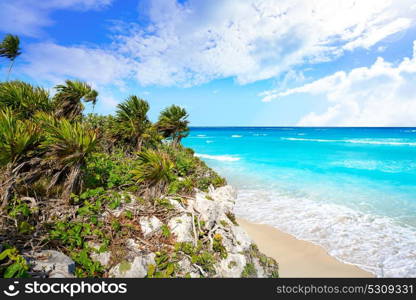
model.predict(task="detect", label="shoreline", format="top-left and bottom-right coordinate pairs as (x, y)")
top-left (237, 218), bottom-right (374, 278)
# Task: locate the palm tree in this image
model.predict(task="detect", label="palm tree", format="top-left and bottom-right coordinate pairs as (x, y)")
top-left (41, 119), bottom-right (98, 201)
top-left (115, 96), bottom-right (150, 151)
top-left (53, 80), bottom-right (98, 120)
top-left (0, 34), bottom-right (21, 80)
top-left (0, 108), bottom-right (40, 208)
top-left (0, 81), bottom-right (52, 119)
top-left (157, 105), bottom-right (189, 146)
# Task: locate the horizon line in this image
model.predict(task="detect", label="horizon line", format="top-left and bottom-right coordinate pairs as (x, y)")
top-left (189, 126), bottom-right (416, 128)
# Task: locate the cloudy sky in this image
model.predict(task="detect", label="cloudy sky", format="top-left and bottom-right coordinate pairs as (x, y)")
top-left (1, 0), bottom-right (416, 126)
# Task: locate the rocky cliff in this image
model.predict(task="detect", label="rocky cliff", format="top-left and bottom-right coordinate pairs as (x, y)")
top-left (28, 185), bottom-right (278, 278)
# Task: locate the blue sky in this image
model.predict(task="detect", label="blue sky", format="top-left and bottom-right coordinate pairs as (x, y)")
top-left (1, 0), bottom-right (416, 126)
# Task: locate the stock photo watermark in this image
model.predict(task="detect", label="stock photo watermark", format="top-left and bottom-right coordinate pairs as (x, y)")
top-left (2, 281), bottom-right (127, 297)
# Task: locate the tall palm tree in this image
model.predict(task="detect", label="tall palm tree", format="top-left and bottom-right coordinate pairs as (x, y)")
top-left (157, 105), bottom-right (189, 145)
top-left (0, 34), bottom-right (21, 80)
top-left (41, 119), bottom-right (98, 201)
top-left (115, 96), bottom-right (150, 151)
top-left (53, 80), bottom-right (98, 120)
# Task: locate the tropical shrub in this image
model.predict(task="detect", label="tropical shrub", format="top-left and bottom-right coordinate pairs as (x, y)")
top-left (0, 81), bottom-right (51, 118)
top-left (41, 119), bottom-right (98, 200)
top-left (131, 149), bottom-right (175, 198)
top-left (0, 247), bottom-right (29, 278)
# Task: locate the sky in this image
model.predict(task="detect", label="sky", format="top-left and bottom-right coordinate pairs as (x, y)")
top-left (1, 0), bottom-right (416, 126)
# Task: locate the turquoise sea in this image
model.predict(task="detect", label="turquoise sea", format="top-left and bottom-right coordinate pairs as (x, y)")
top-left (183, 127), bottom-right (416, 277)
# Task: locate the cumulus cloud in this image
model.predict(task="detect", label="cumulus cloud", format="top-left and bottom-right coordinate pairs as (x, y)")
top-left (4, 0), bottom-right (416, 91)
top-left (262, 41), bottom-right (416, 126)
top-left (0, 0), bottom-right (113, 36)
top-left (19, 42), bottom-right (135, 86)
top-left (112, 0), bottom-right (416, 86)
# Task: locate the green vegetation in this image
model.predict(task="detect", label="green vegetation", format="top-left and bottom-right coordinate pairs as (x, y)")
top-left (0, 34), bottom-right (21, 80)
top-left (0, 33), bottom-right (279, 279)
top-left (0, 40), bottom-right (226, 277)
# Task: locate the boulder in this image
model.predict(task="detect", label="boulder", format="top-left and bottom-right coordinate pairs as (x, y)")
top-left (29, 250), bottom-right (75, 278)
top-left (109, 253), bottom-right (155, 278)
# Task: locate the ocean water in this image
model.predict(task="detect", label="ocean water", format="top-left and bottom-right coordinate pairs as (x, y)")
top-left (183, 127), bottom-right (416, 277)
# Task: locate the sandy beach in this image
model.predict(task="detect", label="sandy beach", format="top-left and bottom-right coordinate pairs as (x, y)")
top-left (237, 218), bottom-right (373, 278)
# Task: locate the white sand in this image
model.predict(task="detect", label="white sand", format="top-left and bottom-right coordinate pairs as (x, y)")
top-left (237, 218), bottom-right (373, 278)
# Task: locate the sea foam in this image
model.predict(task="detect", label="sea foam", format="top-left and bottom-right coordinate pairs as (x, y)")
top-left (195, 153), bottom-right (240, 162)
top-left (281, 137), bottom-right (416, 146)
top-left (234, 188), bottom-right (416, 277)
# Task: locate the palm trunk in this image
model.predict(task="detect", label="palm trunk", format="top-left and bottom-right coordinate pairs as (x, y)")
top-left (0, 166), bottom-right (15, 209)
top-left (6, 60), bottom-right (14, 81)
top-left (62, 164), bottom-right (82, 202)
top-left (136, 136), bottom-right (143, 152)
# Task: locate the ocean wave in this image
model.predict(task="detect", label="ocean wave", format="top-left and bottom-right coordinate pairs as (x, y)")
top-left (281, 137), bottom-right (416, 146)
top-left (197, 134), bottom-right (207, 137)
top-left (206, 140), bottom-right (214, 144)
top-left (195, 153), bottom-right (240, 162)
top-left (282, 137), bottom-right (334, 143)
top-left (332, 160), bottom-right (416, 173)
top-left (235, 188), bottom-right (416, 277)
top-left (231, 135), bottom-right (243, 138)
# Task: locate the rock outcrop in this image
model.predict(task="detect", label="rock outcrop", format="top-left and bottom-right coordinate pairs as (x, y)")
top-left (29, 185), bottom-right (278, 278)
top-left (27, 250), bottom-right (76, 278)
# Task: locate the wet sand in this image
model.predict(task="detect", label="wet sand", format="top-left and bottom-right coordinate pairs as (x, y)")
top-left (237, 218), bottom-right (374, 278)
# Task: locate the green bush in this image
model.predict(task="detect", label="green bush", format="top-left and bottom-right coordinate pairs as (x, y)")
top-left (0, 246), bottom-right (30, 278)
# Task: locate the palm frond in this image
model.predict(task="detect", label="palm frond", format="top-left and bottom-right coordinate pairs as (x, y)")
top-left (0, 81), bottom-right (51, 118)
top-left (157, 105), bottom-right (189, 145)
top-left (115, 95), bottom-right (150, 150)
top-left (131, 149), bottom-right (174, 189)
top-left (0, 108), bottom-right (40, 166)
top-left (0, 34), bottom-right (21, 60)
top-left (41, 119), bottom-right (98, 199)
top-left (53, 80), bottom-right (98, 120)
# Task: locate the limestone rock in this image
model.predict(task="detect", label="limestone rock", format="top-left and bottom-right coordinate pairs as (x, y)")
top-left (167, 198), bottom-right (189, 213)
top-left (230, 225), bottom-right (252, 252)
top-left (29, 250), bottom-right (75, 278)
top-left (139, 216), bottom-right (163, 237)
top-left (215, 253), bottom-right (246, 278)
top-left (208, 185), bottom-right (236, 213)
top-left (253, 258), bottom-right (266, 278)
top-left (177, 258), bottom-right (200, 278)
top-left (87, 242), bottom-right (111, 268)
top-left (109, 253), bottom-right (155, 278)
top-left (168, 214), bottom-right (194, 243)
top-left (193, 193), bottom-right (223, 229)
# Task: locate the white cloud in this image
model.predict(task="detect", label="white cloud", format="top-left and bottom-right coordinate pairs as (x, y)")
top-left (262, 41), bottom-right (416, 126)
top-left (112, 0), bottom-right (416, 86)
top-left (20, 42), bottom-right (135, 86)
top-left (3, 0), bottom-right (416, 91)
top-left (0, 0), bottom-right (113, 36)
